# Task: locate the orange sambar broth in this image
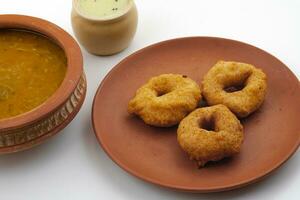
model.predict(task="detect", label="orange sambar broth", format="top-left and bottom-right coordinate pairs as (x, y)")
top-left (0, 29), bottom-right (67, 119)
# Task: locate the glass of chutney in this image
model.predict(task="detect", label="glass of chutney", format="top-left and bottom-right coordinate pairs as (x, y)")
top-left (71, 0), bottom-right (138, 55)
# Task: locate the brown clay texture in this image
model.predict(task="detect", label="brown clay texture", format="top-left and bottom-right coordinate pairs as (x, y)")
top-left (0, 15), bottom-right (86, 153)
top-left (92, 37), bottom-right (300, 192)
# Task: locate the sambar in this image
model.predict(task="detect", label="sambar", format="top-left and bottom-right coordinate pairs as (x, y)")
top-left (0, 30), bottom-right (67, 119)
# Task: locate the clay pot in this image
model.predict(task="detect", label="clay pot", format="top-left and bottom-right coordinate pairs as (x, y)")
top-left (0, 15), bottom-right (86, 154)
top-left (71, 0), bottom-right (138, 56)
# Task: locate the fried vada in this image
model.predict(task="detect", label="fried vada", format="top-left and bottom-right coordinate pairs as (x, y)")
top-left (177, 104), bottom-right (243, 167)
top-left (128, 74), bottom-right (201, 127)
top-left (202, 61), bottom-right (267, 118)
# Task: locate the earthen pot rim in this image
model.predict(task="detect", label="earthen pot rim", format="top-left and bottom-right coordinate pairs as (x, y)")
top-left (0, 14), bottom-right (83, 131)
top-left (72, 0), bottom-right (135, 22)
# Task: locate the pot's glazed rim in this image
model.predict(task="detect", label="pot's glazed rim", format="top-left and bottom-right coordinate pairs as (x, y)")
top-left (72, 0), bottom-right (135, 22)
top-left (0, 14), bottom-right (83, 131)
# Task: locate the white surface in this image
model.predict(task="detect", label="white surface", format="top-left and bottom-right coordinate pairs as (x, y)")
top-left (0, 0), bottom-right (299, 199)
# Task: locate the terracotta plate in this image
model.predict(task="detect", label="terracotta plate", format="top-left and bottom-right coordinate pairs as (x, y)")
top-left (92, 37), bottom-right (300, 192)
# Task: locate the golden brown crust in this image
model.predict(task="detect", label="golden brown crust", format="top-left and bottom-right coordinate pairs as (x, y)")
top-left (201, 61), bottom-right (267, 118)
top-left (128, 74), bottom-right (201, 127)
top-left (177, 105), bottom-right (243, 167)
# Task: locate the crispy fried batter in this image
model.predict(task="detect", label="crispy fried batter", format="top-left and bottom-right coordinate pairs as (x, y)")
top-left (202, 61), bottom-right (267, 118)
top-left (177, 105), bottom-right (243, 167)
top-left (128, 74), bottom-right (201, 127)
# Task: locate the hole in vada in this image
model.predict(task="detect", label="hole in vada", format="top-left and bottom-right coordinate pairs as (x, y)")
top-left (199, 117), bottom-right (215, 131)
top-left (224, 72), bottom-right (251, 93)
top-left (224, 84), bottom-right (245, 93)
top-left (156, 90), bottom-right (169, 97)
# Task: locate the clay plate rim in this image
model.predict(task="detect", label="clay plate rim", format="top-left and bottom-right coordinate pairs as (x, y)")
top-left (0, 14), bottom-right (83, 130)
top-left (92, 37), bottom-right (300, 192)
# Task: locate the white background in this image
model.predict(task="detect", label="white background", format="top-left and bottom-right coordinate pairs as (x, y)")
top-left (0, 0), bottom-right (299, 199)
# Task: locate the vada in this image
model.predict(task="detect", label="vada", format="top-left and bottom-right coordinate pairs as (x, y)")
top-left (202, 61), bottom-right (267, 118)
top-left (177, 104), bottom-right (243, 167)
top-left (128, 74), bottom-right (201, 127)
